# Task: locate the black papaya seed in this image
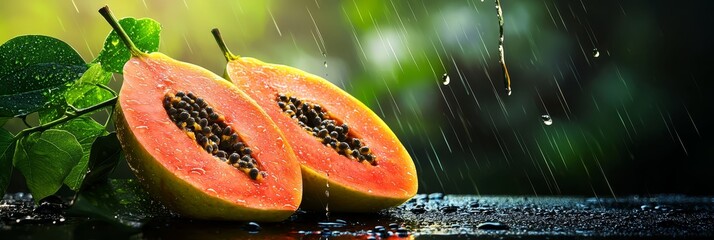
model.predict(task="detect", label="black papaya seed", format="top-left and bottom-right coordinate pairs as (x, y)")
top-left (163, 92), bottom-right (265, 180)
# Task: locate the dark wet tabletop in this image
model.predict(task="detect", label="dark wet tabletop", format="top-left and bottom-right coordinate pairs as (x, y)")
top-left (2, 193), bottom-right (713, 239)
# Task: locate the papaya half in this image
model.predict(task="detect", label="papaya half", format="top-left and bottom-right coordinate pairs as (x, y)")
top-left (211, 29), bottom-right (418, 212)
top-left (100, 7), bottom-right (302, 221)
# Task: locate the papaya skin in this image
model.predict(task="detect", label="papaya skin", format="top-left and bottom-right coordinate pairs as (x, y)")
top-left (223, 55), bottom-right (418, 212)
top-left (115, 52), bottom-right (302, 221)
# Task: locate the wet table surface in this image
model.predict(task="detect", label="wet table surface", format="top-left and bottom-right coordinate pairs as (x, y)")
top-left (2, 193), bottom-right (713, 239)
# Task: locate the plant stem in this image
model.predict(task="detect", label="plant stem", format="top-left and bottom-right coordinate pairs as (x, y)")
top-left (97, 84), bottom-right (117, 97)
top-left (98, 83), bottom-right (117, 126)
top-left (211, 28), bottom-right (240, 62)
top-left (98, 6), bottom-right (145, 57)
top-left (12, 97), bottom-right (117, 142)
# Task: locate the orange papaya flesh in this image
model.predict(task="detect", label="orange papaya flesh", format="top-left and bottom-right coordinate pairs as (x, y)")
top-left (225, 57), bottom-right (418, 212)
top-left (115, 52), bottom-right (302, 221)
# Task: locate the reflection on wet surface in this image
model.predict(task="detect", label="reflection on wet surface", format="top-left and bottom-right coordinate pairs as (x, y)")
top-left (2, 190), bottom-right (713, 239)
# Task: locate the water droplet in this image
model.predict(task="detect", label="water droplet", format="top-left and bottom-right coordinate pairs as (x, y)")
top-left (111, 39), bottom-right (120, 46)
top-left (325, 173), bottom-right (330, 220)
top-left (318, 221), bottom-right (347, 228)
top-left (245, 222), bottom-right (261, 233)
top-left (442, 73), bottom-right (450, 85)
top-left (190, 167), bottom-right (206, 175)
top-left (541, 114), bottom-right (553, 125)
top-left (428, 192), bottom-right (444, 200)
top-left (476, 221), bottom-right (509, 230)
top-left (396, 227), bottom-right (410, 237)
top-left (593, 48), bottom-right (600, 58)
top-left (323, 61), bottom-right (328, 68)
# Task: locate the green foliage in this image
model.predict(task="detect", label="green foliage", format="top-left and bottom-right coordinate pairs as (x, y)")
top-left (0, 129), bottom-right (14, 195)
top-left (0, 35), bottom-right (87, 118)
top-left (0, 13), bottom-right (162, 198)
top-left (96, 17), bottom-right (161, 73)
top-left (82, 133), bottom-right (123, 189)
top-left (54, 116), bottom-right (108, 190)
top-left (65, 63), bottom-right (114, 109)
top-left (12, 129), bottom-right (83, 202)
top-left (68, 179), bottom-right (173, 229)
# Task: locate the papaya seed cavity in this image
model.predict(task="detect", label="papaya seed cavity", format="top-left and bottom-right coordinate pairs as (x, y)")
top-left (276, 93), bottom-right (377, 166)
top-left (164, 91), bottom-right (267, 180)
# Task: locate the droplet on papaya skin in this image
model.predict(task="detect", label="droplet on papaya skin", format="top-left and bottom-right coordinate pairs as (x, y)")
top-left (163, 91), bottom-right (266, 180)
top-left (275, 93), bottom-right (378, 165)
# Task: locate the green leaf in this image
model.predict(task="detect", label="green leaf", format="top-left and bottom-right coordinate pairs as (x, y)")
top-left (53, 116), bottom-right (108, 190)
top-left (38, 103), bottom-right (67, 125)
top-left (67, 179), bottom-right (173, 229)
top-left (0, 35), bottom-right (87, 117)
top-left (82, 133), bottom-right (123, 189)
top-left (0, 129), bottom-right (14, 195)
top-left (65, 63), bottom-right (114, 109)
top-left (0, 117), bottom-right (8, 126)
top-left (96, 17), bottom-right (161, 73)
top-left (13, 129), bottom-right (83, 201)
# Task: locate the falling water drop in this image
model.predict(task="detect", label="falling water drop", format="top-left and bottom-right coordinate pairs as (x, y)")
top-left (325, 172), bottom-right (330, 220)
top-left (324, 61), bottom-right (328, 68)
top-left (442, 73), bottom-right (450, 85)
top-left (495, 0), bottom-right (512, 95)
top-left (593, 48), bottom-right (600, 58)
top-left (541, 114), bottom-right (553, 126)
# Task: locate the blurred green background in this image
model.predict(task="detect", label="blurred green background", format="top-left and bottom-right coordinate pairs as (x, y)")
top-left (2, 0), bottom-right (712, 196)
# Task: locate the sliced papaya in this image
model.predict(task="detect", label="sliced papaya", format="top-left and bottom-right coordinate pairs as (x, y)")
top-left (99, 7), bottom-right (302, 221)
top-left (212, 29), bottom-right (418, 212)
